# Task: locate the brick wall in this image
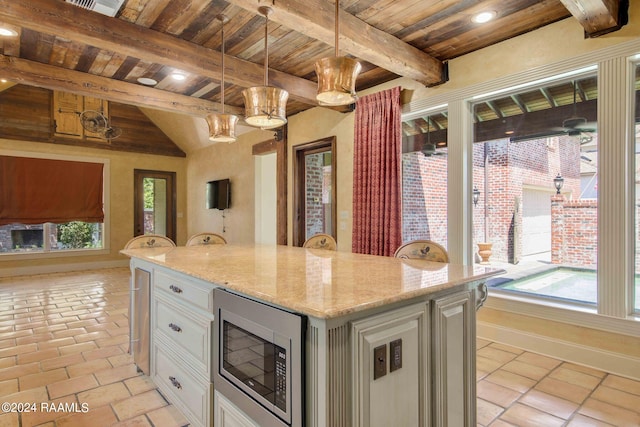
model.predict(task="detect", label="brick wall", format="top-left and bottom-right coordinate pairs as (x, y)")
top-left (551, 196), bottom-right (598, 267)
top-left (305, 153), bottom-right (324, 238)
top-left (402, 151), bottom-right (448, 246)
top-left (472, 136), bottom-right (582, 262)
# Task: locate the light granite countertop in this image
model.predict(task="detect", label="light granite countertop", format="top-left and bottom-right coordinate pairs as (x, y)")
top-left (121, 244), bottom-right (504, 319)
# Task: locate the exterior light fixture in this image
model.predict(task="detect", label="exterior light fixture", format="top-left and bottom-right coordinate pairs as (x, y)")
top-left (242, 6), bottom-right (288, 130)
top-left (314, 0), bottom-right (362, 106)
top-left (472, 11), bottom-right (496, 24)
top-left (473, 186), bottom-right (481, 206)
top-left (554, 173), bottom-right (564, 194)
top-left (206, 14), bottom-right (239, 143)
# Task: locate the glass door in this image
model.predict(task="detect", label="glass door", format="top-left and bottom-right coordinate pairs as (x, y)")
top-left (133, 169), bottom-right (176, 242)
top-left (293, 137), bottom-right (336, 246)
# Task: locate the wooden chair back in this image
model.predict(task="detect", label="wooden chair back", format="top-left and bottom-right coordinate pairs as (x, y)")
top-left (302, 233), bottom-right (337, 251)
top-left (393, 240), bottom-right (449, 263)
top-left (186, 232), bottom-right (227, 246)
top-left (124, 234), bottom-right (176, 249)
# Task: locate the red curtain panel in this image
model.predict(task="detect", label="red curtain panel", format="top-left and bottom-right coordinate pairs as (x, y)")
top-left (0, 155), bottom-right (104, 226)
top-left (352, 86), bottom-right (402, 256)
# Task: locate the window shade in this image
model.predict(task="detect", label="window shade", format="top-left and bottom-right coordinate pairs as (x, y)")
top-left (0, 155), bottom-right (104, 226)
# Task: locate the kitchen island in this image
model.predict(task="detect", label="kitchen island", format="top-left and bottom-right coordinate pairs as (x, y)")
top-left (121, 244), bottom-right (503, 427)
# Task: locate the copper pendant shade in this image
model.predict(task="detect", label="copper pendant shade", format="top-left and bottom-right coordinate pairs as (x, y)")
top-left (242, 6), bottom-right (288, 130)
top-left (207, 14), bottom-right (239, 143)
top-left (206, 113), bottom-right (239, 143)
top-left (315, 0), bottom-right (361, 106)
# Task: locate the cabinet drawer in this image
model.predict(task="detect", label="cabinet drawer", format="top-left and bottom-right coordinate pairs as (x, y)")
top-left (154, 345), bottom-right (212, 427)
top-left (154, 297), bottom-right (212, 376)
top-left (155, 270), bottom-right (215, 312)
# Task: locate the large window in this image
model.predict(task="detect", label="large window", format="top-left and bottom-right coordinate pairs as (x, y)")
top-left (0, 153), bottom-right (107, 256)
top-left (0, 222), bottom-right (103, 253)
top-left (471, 74), bottom-right (598, 305)
top-left (401, 110), bottom-right (448, 246)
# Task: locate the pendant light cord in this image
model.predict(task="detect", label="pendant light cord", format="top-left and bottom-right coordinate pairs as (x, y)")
top-left (335, 0), bottom-right (339, 57)
top-left (264, 10), bottom-right (269, 87)
top-left (220, 17), bottom-right (226, 113)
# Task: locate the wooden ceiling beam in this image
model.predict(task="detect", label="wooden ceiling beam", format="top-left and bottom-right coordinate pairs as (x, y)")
top-left (0, 0), bottom-right (318, 105)
top-left (0, 54), bottom-right (245, 117)
top-left (559, 0), bottom-right (626, 37)
top-left (225, 0), bottom-right (446, 86)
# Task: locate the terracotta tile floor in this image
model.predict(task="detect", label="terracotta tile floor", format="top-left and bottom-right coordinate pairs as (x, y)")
top-left (0, 268), bottom-right (639, 426)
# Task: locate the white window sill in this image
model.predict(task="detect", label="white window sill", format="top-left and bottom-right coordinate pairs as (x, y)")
top-left (0, 248), bottom-right (110, 261)
top-left (484, 289), bottom-right (640, 338)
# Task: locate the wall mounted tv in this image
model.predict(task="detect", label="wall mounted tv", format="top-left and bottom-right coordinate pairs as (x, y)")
top-left (206, 179), bottom-right (231, 210)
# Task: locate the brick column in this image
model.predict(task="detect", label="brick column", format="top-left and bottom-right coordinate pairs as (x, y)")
top-left (551, 194), bottom-right (564, 264)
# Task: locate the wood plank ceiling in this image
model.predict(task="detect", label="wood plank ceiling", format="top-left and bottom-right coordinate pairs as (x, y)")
top-left (0, 0), bottom-right (627, 130)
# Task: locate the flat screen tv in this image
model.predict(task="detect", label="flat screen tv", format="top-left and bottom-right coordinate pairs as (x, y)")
top-left (206, 179), bottom-right (231, 210)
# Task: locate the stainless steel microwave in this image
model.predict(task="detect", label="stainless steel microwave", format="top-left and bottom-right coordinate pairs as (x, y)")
top-left (213, 289), bottom-right (306, 427)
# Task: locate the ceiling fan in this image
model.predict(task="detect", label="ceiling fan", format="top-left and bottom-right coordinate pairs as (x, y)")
top-left (552, 80), bottom-right (597, 136)
top-left (421, 116), bottom-right (446, 157)
top-left (79, 110), bottom-right (122, 140)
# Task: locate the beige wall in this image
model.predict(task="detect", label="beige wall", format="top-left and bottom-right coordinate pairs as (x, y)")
top-left (287, 107), bottom-right (355, 251)
top-left (186, 129), bottom-right (272, 244)
top-left (185, 105), bottom-right (355, 249)
top-left (0, 138), bottom-right (187, 274)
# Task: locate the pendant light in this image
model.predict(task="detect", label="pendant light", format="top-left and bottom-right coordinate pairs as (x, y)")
top-left (315, 0), bottom-right (362, 106)
top-left (206, 14), bottom-right (239, 143)
top-left (242, 6), bottom-right (288, 130)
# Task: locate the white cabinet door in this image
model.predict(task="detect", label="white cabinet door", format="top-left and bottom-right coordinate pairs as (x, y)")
top-left (214, 390), bottom-right (261, 427)
top-left (351, 303), bottom-right (429, 427)
top-left (432, 290), bottom-right (475, 427)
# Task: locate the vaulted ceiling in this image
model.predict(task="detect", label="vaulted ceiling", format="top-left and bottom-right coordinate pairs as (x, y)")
top-left (0, 0), bottom-right (626, 126)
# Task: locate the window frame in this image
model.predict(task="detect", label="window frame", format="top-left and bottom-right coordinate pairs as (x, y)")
top-left (0, 149), bottom-right (110, 260)
top-left (402, 43), bottom-right (640, 329)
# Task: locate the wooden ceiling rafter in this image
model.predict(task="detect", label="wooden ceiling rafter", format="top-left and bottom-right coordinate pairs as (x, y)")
top-left (224, 0), bottom-right (446, 86)
top-left (559, 0), bottom-right (626, 37)
top-left (0, 54), bottom-right (243, 117)
top-left (0, 0), bottom-right (319, 105)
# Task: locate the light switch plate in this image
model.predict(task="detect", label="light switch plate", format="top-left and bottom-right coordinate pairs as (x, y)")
top-left (373, 344), bottom-right (387, 380)
top-left (390, 339), bottom-right (402, 372)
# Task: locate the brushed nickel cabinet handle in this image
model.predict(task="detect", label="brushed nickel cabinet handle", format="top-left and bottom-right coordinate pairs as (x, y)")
top-left (169, 284), bottom-right (183, 294)
top-left (169, 376), bottom-right (182, 389)
top-left (168, 323), bottom-right (182, 332)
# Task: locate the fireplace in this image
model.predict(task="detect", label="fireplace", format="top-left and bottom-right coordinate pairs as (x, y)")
top-left (11, 229), bottom-right (43, 249)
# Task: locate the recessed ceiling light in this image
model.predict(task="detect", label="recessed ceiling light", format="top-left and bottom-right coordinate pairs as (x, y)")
top-left (0, 27), bottom-right (18, 37)
top-left (137, 77), bottom-right (158, 86)
top-left (0, 79), bottom-right (7, 83)
top-left (171, 72), bottom-right (186, 81)
top-left (472, 11), bottom-right (496, 24)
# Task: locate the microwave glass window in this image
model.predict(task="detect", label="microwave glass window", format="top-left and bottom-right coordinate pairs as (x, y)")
top-left (222, 321), bottom-right (287, 412)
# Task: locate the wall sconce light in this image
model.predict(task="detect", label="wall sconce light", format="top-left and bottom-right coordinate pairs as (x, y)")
top-left (473, 186), bottom-right (480, 206)
top-left (554, 173), bottom-right (564, 194)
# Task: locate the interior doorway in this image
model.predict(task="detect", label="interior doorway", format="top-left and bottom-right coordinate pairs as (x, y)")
top-left (133, 169), bottom-right (176, 242)
top-left (293, 137), bottom-right (336, 246)
top-left (252, 128), bottom-right (288, 245)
